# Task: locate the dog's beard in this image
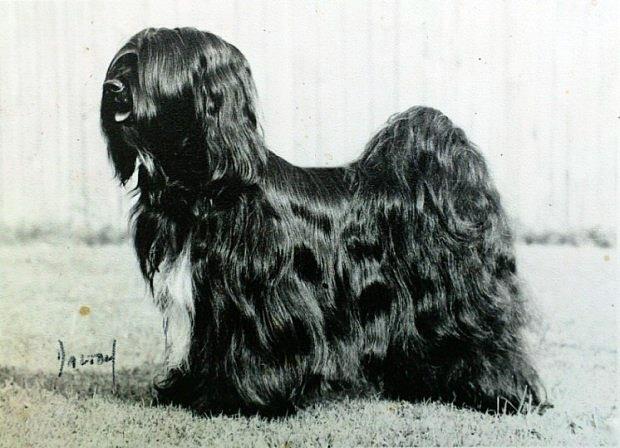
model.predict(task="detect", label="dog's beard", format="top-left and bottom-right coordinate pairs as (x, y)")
top-left (101, 112), bottom-right (139, 185)
top-left (101, 92), bottom-right (159, 185)
top-left (106, 140), bottom-right (139, 185)
top-left (101, 49), bottom-right (149, 185)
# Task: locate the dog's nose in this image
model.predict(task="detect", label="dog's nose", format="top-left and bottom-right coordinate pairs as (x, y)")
top-left (103, 79), bottom-right (132, 122)
top-left (104, 79), bottom-right (125, 94)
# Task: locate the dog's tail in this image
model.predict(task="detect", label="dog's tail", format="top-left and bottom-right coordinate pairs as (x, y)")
top-left (356, 106), bottom-right (507, 245)
top-left (355, 106), bottom-right (548, 410)
top-left (355, 106), bottom-right (518, 328)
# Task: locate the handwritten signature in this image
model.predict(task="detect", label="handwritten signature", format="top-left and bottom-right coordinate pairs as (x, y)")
top-left (57, 340), bottom-right (116, 388)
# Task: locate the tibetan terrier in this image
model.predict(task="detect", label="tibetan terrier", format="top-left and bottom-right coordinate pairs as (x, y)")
top-left (101, 27), bottom-right (548, 416)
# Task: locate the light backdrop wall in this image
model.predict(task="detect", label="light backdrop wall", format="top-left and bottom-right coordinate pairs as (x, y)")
top-left (0, 0), bottom-right (617, 235)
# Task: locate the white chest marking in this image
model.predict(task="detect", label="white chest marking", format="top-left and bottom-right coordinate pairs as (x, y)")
top-left (152, 242), bottom-right (195, 370)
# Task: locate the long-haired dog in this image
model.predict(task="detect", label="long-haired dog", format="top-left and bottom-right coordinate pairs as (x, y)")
top-left (101, 27), bottom-right (548, 416)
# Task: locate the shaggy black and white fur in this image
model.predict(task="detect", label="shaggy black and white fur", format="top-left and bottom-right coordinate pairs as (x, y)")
top-left (101, 27), bottom-right (548, 416)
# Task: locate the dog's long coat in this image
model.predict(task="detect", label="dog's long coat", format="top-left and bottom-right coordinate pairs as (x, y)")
top-left (101, 27), bottom-right (547, 416)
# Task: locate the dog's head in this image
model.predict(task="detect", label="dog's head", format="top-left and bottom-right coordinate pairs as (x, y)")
top-left (101, 27), bottom-right (266, 186)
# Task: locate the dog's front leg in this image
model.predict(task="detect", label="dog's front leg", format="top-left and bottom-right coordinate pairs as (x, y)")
top-left (154, 283), bottom-right (326, 417)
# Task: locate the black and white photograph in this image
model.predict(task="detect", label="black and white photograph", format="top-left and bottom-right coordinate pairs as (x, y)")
top-left (0, 1), bottom-right (617, 446)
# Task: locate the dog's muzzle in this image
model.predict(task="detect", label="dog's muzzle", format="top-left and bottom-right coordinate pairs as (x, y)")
top-left (103, 79), bottom-right (132, 122)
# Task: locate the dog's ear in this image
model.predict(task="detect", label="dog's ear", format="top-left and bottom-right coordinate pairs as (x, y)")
top-left (192, 33), bottom-right (267, 185)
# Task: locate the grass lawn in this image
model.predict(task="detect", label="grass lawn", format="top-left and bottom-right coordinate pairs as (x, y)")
top-left (0, 242), bottom-right (617, 447)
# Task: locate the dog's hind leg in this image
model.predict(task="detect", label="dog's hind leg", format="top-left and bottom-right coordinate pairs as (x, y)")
top-left (359, 106), bottom-right (548, 413)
